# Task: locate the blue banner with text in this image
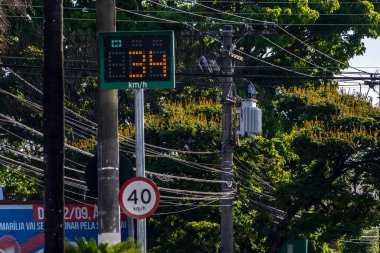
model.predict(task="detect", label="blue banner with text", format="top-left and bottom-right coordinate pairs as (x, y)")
top-left (0, 202), bottom-right (129, 253)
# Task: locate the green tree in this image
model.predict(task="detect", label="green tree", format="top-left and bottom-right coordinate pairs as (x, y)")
top-left (265, 84), bottom-right (380, 252)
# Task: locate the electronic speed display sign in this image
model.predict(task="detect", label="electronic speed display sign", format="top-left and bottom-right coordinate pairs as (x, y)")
top-left (99, 31), bottom-right (175, 89)
top-left (118, 177), bottom-right (160, 219)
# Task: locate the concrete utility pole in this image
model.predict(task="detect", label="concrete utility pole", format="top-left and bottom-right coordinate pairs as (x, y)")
top-left (221, 25), bottom-right (234, 253)
top-left (43, 1), bottom-right (65, 252)
top-left (135, 90), bottom-right (147, 251)
top-left (96, 0), bottom-right (120, 244)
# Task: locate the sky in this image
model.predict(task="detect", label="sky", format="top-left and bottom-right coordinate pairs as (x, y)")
top-left (341, 38), bottom-right (380, 107)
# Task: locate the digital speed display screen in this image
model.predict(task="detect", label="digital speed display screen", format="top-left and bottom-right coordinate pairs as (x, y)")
top-left (99, 31), bottom-right (175, 89)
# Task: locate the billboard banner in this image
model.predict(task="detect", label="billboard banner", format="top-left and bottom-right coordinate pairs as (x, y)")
top-left (0, 202), bottom-right (129, 253)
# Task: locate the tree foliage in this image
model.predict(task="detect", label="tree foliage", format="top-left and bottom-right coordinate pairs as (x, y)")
top-left (264, 84), bottom-right (380, 252)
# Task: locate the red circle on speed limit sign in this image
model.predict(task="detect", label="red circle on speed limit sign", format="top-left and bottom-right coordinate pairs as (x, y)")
top-left (118, 177), bottom-right (160, 219)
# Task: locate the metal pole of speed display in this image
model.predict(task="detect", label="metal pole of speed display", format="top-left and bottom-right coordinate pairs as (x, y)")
top-left (135, 89), bottom-right (146, 252)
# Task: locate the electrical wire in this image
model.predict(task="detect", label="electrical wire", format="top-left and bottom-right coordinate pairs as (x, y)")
top-left (159, 199), bottom-right (231, 207)
top-left (1, 135), bottom-right (232, 200)
top-left (274, 26), bottom-right (371, 75)
top-left (0, 56), bottom-right (97, 63)
top-left (3, 59), bottom-right (380, 71)
top-left (259, 35), bottom-right (330, 74)
top-left (0, 80), bottom-right (97, 142)
top-left (0, 113), bottom-right (94, 157)
top-left (160, 195), bottom-right (234, 201)
top-left (162, 0), bottom-right (380, 4)
top-left (0, 0), bottom-right (331, 4)
top-left (338, 240), bottom-right (376, 244)
top-left (0, 155), bottom-right (87, 186)
top-left (144, 0), bottom-right (245, 26)
top-left (234, 167), bottom-right (276, 193)
top-left (0, 3), bottom-right (96, 11)
top-left (245, 197), bottom-right (285, 215)
top-left (234, 157), bottom-right (276, 191)
top-left (233, 49), bottom-right (314, 78)
top-left (5, 14), bottom-right (375, 26)
top-left (238, 204), bottom-right (283, 223)
top-left (116, 7), bottom-right (182, 25)
top-left (235, 182), bottom-right (275, 200)
top-left (3, 63), bottom-right (380, 80)
top-left (2, 15), bottom-right (240, 25)
top-left (7, 70), bottom-right (373, 84)
top-left (4, 165), bottom-right (97, 201)
top-left (153, 199), bottom-right (224, 215)
top-left (1, 83), bottom-right (231, 192)
top-left (123, 146), bottom-right (228, 175)
top-left (150, 7), bottom-right (315, 83)
top-left (1, 112), bottom-right (225, 187)
top-left (147, 171), bottom-right (228, 185)
top-left (0, 126), bottom-right (36, 144)
top-left (189, 0), bottom-right (372, 76)
top-left (159, 186), bottom-right (235, 196)
top-left (3, 67), bottom-right (43, 95)
top-left (0, 145), bottom-right (85, 175)
top-left (138, 140), bottom-right (220, 155)
top-left (0, 155), bottom-right (87, 190)
top-left (111, 9), bottom-right (374, 16)
top-left (1, 124), bottom-right (90, 171)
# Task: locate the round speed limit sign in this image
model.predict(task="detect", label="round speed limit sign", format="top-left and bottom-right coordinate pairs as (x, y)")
top-left (118, 177), bottom-right (160, 219)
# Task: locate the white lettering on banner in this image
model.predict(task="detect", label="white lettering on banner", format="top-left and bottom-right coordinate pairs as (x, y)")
top-left (93, 206), bottom-right (98, 220)
top-left (80, 222), bottom-right (96, 230)
top-left (36, 222), bottom-right (44, 230)
top-left (0, 221), bottom-right (101, 231)
top-left (65, 222), bottom-right (80, 230)
top-left (0, 222), bottom-right (25, 231)
top-left (37, 207), bottom-right (44, 220)
top-left (33, 204), bottom-right (99, 221)
top-left (63, 221), bottom-right (98, 230)
top-left (25, 222), bottom-right (36, 230)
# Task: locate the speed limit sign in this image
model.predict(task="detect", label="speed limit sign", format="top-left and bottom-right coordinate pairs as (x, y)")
top-left (118, 177), bottom-right (160, 219)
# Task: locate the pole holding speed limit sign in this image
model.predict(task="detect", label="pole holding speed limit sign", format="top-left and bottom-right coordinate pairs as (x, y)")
top-left (118, 177), bottom-right (160, 219)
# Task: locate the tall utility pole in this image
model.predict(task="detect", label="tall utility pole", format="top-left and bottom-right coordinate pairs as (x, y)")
top-left (221, 25), bottom-right (234, 253)
top-left (96, 0), bottom-right (120, 244)
top-left (43, 1), bottom-right (65, 252)
top-left (135, 90), bottom-right (146, 252)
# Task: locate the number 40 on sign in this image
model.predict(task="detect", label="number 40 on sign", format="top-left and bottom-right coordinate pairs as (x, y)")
top-left (118, 177), bottom-right (160, 219)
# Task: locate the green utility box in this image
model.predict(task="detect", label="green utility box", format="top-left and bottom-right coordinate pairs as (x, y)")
top-left (278, 239), bottom-right (308, 253)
